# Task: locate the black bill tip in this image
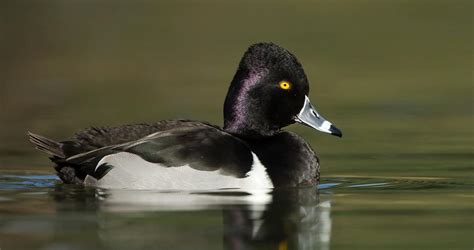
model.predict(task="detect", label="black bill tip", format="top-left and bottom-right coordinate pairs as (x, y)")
top-left (330, 125), bottom-right (343, 138)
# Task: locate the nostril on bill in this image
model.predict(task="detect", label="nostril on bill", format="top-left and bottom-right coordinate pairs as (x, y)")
top-left (311, 110), bottom-right (320, 118)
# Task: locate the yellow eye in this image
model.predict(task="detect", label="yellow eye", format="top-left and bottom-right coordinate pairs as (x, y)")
top-left (279, 81), bottom-right (291, 90)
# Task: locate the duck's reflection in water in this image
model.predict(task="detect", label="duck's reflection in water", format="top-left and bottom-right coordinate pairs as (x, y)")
top-left (50, 186), bottom-right (331, 250)
top-left (223, 189), bottom-right (331, 250)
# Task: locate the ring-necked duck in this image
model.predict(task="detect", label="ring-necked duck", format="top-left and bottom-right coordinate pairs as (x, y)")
top-left (28, 42), bottom-right (342, 190)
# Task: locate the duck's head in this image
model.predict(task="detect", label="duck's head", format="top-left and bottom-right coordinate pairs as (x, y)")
top-left (223, 42), bottom-right (342, 139)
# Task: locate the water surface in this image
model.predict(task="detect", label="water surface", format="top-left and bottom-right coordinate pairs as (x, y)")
top-left (0, 173), bottom-right (472, 250)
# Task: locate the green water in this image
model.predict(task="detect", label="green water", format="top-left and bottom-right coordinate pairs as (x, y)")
top-left (0, 174), bottom-right (472, 249)
top-left (1, 0), bottom-right (473, 249)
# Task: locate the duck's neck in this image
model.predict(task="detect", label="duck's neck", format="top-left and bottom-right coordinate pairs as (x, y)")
top-left (223, 106), bottom-right (279, 138)
top-left (223, 68), bottom-right (279, 138)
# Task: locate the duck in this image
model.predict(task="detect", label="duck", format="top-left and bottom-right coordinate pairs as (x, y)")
top-left (28, 42), bottom-right (342, 190)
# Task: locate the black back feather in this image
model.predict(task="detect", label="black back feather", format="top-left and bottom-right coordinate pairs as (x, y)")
top-left (29, 120), bottom-right (254, 182)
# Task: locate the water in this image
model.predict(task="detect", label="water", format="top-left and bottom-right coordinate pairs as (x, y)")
top-left (0, 173), bottom-right (472, 250)
top-left (1, 0), bottom-right (473, 249)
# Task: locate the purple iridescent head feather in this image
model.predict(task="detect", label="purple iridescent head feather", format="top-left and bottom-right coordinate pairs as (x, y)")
top-left (223, 43), bottom-right (309, 138)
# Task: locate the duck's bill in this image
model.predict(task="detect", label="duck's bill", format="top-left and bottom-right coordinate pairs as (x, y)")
top-left (295, 96), bottom-right (342, 137)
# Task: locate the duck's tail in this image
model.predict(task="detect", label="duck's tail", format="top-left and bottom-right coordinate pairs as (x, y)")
top-left (28, 132), bottom-right (86, 184)
top-left (27, 132), bottom-right (65, 159)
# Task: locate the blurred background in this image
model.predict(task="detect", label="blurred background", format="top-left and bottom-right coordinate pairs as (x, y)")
top-left (1, 0), bottom-right (472, 179)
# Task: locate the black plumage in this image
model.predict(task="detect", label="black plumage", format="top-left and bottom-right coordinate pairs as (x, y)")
top-left (30, 121), bottom-right (253, 182)
top-left (247, 132), bottom-right (319, 187)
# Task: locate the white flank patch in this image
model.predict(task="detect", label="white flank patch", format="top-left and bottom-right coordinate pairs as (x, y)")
top-left (84, 152), bottom-right (274, 192)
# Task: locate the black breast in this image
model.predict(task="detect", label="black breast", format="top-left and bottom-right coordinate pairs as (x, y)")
top-left (246, 131), bottom-right (320, 187)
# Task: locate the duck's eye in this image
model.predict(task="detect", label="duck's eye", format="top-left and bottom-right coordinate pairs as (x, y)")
top-left (279, 81), bottom-right (291, 90)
